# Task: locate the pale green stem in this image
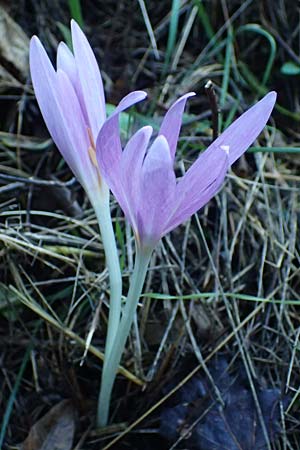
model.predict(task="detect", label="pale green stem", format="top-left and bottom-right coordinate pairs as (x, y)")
top-left (92, 195), bottom-right (122, 360)
top-left (97, 245), bottom-right (152, 427)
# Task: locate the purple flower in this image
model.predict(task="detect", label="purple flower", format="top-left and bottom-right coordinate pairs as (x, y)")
top-left (29, 20), bottom-right (146, 202)
top-left (96, 92), bottom-right (276, 248)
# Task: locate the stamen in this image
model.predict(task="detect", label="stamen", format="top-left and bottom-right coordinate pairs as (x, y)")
top-left (87, 127), bottom-right (96, 150)
top-left (86, 127), bottom-right (102, 187)
top-left (87, 126), bottom-right (98, 167)
top-left (88, 146), bottom-right (98, 168)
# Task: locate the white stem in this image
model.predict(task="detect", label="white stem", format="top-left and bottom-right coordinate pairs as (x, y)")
top-left (97, 246), bottom-right (152, 427)
top-left (93, 192), bottom-right (122, 361)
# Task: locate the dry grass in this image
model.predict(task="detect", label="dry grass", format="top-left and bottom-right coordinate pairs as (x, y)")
top-left (0, 0), bottom-right (300, 449)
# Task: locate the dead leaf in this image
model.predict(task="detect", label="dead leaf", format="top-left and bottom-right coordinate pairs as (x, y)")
top-left (20, 399), bottom-right (76, 450)
top-left (160, 358), bottom-right (286, 449)
top-left (0, 5), bottom-right (29, 81)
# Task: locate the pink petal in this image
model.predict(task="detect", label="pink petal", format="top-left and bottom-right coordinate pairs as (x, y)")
top-left (96, 90), bottom-right (147, 166)
top-left (214, 91), bottom-right (277, 165)
top-left (30, 36), bottom-right (61, 143)
top-left (138, 135), bottom-right (176, 244)
top-left (159, 92), bottom-right (195, 160)
top-left (96, 91), bottom-right (147, 220)
top-left (71, 20), bottom-right (106, 136)
top-left (164, 91), bottom-right (276, 233)
top-left (57, 41), bottom-right (89, 126)
top-left (57, 42), bottom-right (77, 88)
top-left (56, 69), bottom-right (99, 192)
top-left (164, 145), bottom-right (229, 233)
top-left (120, 126), bottom-right (153, 230)
top-left (30, 37), bottom-right (81, 182)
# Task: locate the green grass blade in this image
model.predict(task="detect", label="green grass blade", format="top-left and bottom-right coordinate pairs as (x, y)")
top-left (193, 0), bottom-right (215, 40)
top-left (68, 0), bottom-right (84, 27)
top-left (138, 0), bottom-right (159, 59)
top-left (238, 61), bottom-right (300, 121)
top-left (219, 30), bottom-right (234, 132)
top-left (143, 292), bottom-right (300, 305)
top-left (0, 345), bottom-right (32, 447)
top-left (162, 0), bottom-right (181, 76)
top-left (236, 23), bottom-right (276, 86)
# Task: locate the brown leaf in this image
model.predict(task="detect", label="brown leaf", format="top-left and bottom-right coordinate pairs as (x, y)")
top-left (20, 400), bottom-right (76, 450)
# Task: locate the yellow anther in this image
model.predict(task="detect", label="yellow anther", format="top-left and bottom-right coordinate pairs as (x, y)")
top-left (88, 146), bottom-right (98, 168)
top-left (87, 127), bottom-right (96, 151)
top-left (87, 127), bottom-right (102, 187)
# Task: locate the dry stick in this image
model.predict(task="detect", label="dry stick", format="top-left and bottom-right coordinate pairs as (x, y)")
top-left (102, 300), bottom-right (266, 450)
top-left (204, 80), bottom-right (219, 141)
top-left (0, 172), bottom-right (77, 187)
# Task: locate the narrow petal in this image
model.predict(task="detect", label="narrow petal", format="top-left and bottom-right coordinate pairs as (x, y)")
top-left (57, 41), bottom-right (89, 126)
top-left (213, 92), bottom-right (277, 165)
top-left (159, 92), bottom-right (195, 160)
top-left (116, 90), bottom-right (148, 111)
top-left (96, 90), bottom-right (147, 167)
top-left (121, 126), bottom-right (153, 229)
top-left (96, 91), bottom-right (147, 219)
top-left (30, 36), bottom-right (60, 138)
top-left (71, 20), bottom-right (106, 136)
top-left (30, 37), bottom-right (81, 181)
top-left (57, 42), bottom-right (77, 87)
top-left (163, 91), bottom-right (276, 233)
top-left (121, 125), bottom-right (152, 180)
top-left (138, 135), bottom-right (176, 244)
top-left (56, 69), bottom-right (99, 193)
top-left (164, 145), bottom-right (229, 233)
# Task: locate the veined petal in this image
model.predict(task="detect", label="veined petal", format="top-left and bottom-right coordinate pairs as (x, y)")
top-left (96, 91), bottom-right (147, 219)
top-left (57, 42), bottom-right (77, 88)
top-left (164, 145), bottom-right (229, 233)
top-left (57, 41), bottom-right (89, 126)
top-left (213, 91), bottom-right (277, 165)
top-left (30, 37), bottom-right (86, 186)
top-left (163, 91), bottom-right (276, 233)
top-left (138, 135), bottom-right (176, 244)
top-left (30, 36), bottom-right (61, 142)
top-left (159, 92), bottom-right (195, 161)
top-left (56, 69), bottom-right (99, 193)
top-left (122, 125), bottom-right (152, 180)
top-left (71, 19), bottom-right (106, 136)
top-left (96, 90), bottom-right (147, 167)
top-left (117, 90), bottom-right (147, 111)
top-left (121, 126), bottom-right (153, 230)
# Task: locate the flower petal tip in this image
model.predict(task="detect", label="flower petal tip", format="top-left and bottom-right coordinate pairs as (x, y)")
top-left (140, 125), bottom-right (153, 138)
top-left (30, 35), bottom-right (42, 52)
top-left (135, 90), bottom-right (148, 101)
top-left (259, 91), bottom-right (277, 112)
top-left (268, 90), bottom-right (277, 99)
top-left (157, 134), bottom-right (168, 144)
top-left (117, 90), bottom-right (147, 112)
top-left (70, 18), bottom-right (80, 32)
top-left (265, 91), bottom-right (277, 104)
top-left (70, 19), bottom-right (87, 45)
top-left (174, 91), bottom-right (196, 105)
top-left (30, 35), bottom-right (39, 44)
